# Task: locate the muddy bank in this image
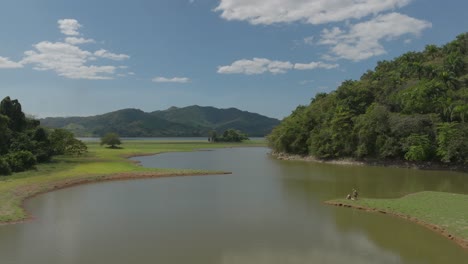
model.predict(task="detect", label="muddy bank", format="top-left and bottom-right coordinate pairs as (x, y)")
top-left (272, 152), bottom-right (468, 172)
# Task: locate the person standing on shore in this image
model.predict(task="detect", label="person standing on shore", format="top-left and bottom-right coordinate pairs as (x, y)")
top-left (353, 189), bottom-right (358, 200)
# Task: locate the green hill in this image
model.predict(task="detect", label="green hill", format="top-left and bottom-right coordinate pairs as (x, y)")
top-left (41, 106), bottom-right (280, 137)
top-left (268, 33), bottom-right (468, 165)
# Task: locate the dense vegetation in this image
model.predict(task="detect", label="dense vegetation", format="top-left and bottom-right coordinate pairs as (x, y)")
top-left (0, 97), bottom-right (86, 175)
top-left (268, 33), bottom-right (468, 164)
top-left (41, 105), bottom-right (280, 137)
top-left (208, 129), bottom-right (249, 142)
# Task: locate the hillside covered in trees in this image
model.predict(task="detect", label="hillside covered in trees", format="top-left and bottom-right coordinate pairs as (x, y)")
top-left (0, 97), bottom-right (86, 175)
top-left (41, 105), bottom-right (279, 137)
top-left (268, 33), bottom-right (468, 165)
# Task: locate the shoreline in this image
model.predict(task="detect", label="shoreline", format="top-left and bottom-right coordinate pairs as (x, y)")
top-left (325, 199), bottom-right (468, 250)
top-left (272, 152), bottom-right (468, 172)
top-left (2, 170), bottom-right (231, 226)
top-left (0, 140), bottom-right (266, 225)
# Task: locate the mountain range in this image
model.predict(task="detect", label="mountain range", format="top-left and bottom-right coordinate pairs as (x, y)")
top-left (40, 105), bottom-right (280, 137)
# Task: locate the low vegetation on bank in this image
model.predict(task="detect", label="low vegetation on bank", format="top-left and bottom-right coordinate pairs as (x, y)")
top-left (326, 191), bottom-right (468, 249)
top-left (268, 33), bottom-right (468, 165)
top-left (0, 139), bottom-right (266, 223)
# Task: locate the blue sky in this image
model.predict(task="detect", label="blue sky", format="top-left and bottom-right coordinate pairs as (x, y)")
top-left (0, 0), bottom-right (467, 119)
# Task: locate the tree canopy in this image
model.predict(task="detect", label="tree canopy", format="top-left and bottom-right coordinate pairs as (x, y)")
top-left (100, 133), bottom-right (122, 148)
top-left (268, 33), bottom-right (468, 164)
top-left (0, 97), bottom-right (87, 176)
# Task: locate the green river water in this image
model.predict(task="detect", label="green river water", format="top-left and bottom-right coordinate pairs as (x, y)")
top-left (0, 147), bottom-right (467, 263)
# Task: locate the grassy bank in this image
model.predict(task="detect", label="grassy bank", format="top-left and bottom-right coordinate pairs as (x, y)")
top-left (326, 191), bottom-right (468, 249)
top-left (0, 139), bottom-right (266, 223)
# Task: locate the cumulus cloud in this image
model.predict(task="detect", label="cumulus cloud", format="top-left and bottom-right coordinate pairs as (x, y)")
top-left (152, 76), bottom-right (190, 83)
top-left (0, 56), bottom-right (23, 69)
top-left (217, 58), bottom-right (292, 75)
top-left (318, 12), bottom-right (431, 61)
top-left (58, 19), bottom-right (82, 36)
top-left (218, 58), bottom-right (338, 75)
top-left (94, 49), bottom-right (130, 61)
top-left (214, 0), bottom-right (412, 25)
top-left (3, 18), bottom-right (131, 80)
top-left (21, 41), bottom-right (116, 80)
top-left (65, 37), bottom-right (95, 45)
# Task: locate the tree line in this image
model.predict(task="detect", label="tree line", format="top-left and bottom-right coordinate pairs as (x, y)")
top-left (0, 97), bottom-right (87, 175)
top-left (209, 129), bottom-right (249, 142)
top-left (268, 33), bottom-right (468, 164)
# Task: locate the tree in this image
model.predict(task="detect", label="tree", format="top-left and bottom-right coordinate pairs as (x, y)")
top-left (50, 129), bottom-right (88, 155)
top-left (0, 96), bottom-right (27, 132)
top-left (0, 114), bottom-right (11, 155)
top-left (436, 122), bottom-right (468, 163)
top-left (424, 44), bottom-right (440, 59)
top-left (100, 133), bottom-right (122, 148)
top-left (0, 97), bottom-right (88, 176)
top-left (6, 151), bottom-right (37, 172)
top-left (267, 34), bottom-right (468, 164)
top-left (208, 130), bottom-right (218, 142)
top-left (403, 134), bottom-right (432, 161)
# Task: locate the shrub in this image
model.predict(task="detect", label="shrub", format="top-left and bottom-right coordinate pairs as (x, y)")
top-left (0, 158), bottom-right (11, 176)
top-left (7, 151), bottom-right (37, 172)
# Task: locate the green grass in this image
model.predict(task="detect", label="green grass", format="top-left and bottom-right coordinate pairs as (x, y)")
top-left (329, 191), bottom-right (468, 240)
top-left (0, 139), bottom-right (266, 223)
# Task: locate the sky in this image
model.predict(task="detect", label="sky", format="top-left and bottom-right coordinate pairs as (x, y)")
top-left (0, 0), bottom-right (467, 119)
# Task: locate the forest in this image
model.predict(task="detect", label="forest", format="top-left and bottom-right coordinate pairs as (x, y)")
top-left (0, 97), bottom-right (86, 175)
top-left (268, 33), bottom-right (468, 164)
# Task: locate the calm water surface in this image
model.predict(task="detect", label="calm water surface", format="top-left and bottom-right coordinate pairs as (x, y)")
top-left (0, 147), bottom-right (467, 263)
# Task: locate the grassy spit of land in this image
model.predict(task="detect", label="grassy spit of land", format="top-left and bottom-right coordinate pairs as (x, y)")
top-left (326, 191), bottom-right (468, 249)
top-left (0, 139), bottom-right (266, 224)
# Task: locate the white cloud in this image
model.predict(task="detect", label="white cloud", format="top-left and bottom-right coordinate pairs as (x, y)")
top-left (215, 0), bottom-right (412, 25)
top-left (319, 13), bottom-right (431, 61)
top-left (12, 18), bottom-right (130, 80)
top-left (217, 58), bottom-right (293, 75)
top-left (58, 19), bottom-right (82, 36)
top-left (218, 58), bottom-right (338, 75)
top-left (294, 61), bottom-right (338, 70)
top-left (21, 41), bottom-right (116, 80)
top-left (94, 49), bottom-right (130, 61)
top-left (65, 37), bottom-right (95, 45)
top-left (0, 56), bottom-right (23, 69)
top-left (152, 76), bottom-right (190, 83)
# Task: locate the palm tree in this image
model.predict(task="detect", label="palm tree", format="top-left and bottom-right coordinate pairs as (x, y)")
top-left (424, 44), bottom-right (440, 59)
top-left (438, 70), bottom-right (459, 89)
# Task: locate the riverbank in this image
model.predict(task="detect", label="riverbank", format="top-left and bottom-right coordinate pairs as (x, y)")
top-left (272, 152), bottom-right (468, 172)
top-left (0, 139), bottom-right (265, 224)
top-left (325, 191), bottom-right (468, 250)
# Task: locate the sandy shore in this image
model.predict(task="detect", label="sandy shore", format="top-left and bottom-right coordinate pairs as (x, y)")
top-left (325, 200), bottom-right (468, 250)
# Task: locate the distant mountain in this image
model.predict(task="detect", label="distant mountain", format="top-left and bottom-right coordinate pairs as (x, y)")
top-left (40, 106), bottom-right (280, 137)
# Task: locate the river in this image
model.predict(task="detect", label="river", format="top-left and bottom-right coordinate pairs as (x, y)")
top-left (0, 147), bottom-right (467, 263)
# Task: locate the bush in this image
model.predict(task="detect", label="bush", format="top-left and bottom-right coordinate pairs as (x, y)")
top-left (0, 158), bottom-right (11, 176)
top-left (7, 151), bottom-right (37, 172)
